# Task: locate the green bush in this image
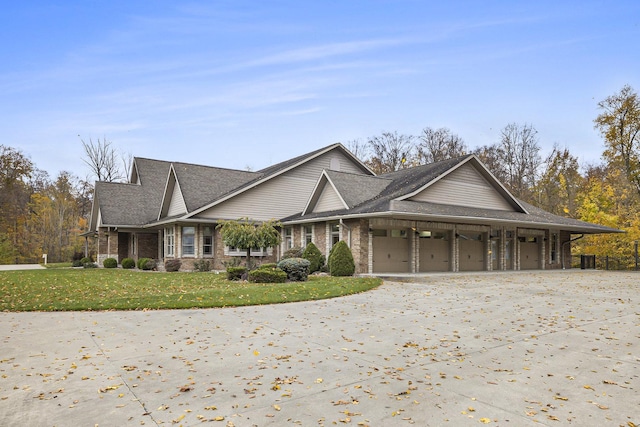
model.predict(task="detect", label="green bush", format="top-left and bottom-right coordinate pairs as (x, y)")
top-left (248, 268), bottom-right (287, 283)
top-left (138, 258), bottom-right (156, 271)
top-left (194, 259), bottom-right (211, 272)
top-left (122, 258), bottom-right (136, 269)
top-left (83, 262), bottom-right (98, 269)
top-left (72, 260), bottom-right (83, 267)
top-left (282, 246), bottom-right (304, 259)
top-left (103, 258), bottom-right (118, 268)
top-left (277, 257), bottom-right (311, 281)
top-left (164, 259), bottom-right (181, 272)
top-left (302, 242), bottom-right (325, 273)
top-left (227, 266), bottom-right (247, 281)
top-left (258, 263), bottom-right (278, 270)
top-left (80, 256), bottom-right (92, 265)
top-left (328, 241), bottom-right (355, 277)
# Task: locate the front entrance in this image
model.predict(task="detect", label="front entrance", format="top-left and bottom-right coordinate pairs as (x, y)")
top-left (372, 229), bottom-right (410, 273)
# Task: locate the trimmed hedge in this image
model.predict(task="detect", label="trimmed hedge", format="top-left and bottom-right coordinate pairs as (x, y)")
top-left (277, 257), bottom-right (311, 282)
top-left (328, 240), bottom-right (355, 276)
top-left (122, 258), bottom-right (136, 269)
top-left (193, 259), bottom-right (211, 272)
top-left (138, 258), bottom-right (156, 270)
top-left (258, 263), bottom-right (278, 270)
top-left (248, 268), bottom-right (287, 283)
top-left (302, 242), bottom-right (324, 273)
top-left (227, 266), bottom-right (247, 281)
top-left (164, 259), bottom-right (181, 272)
top-left (281, 247), bottom-right (304, 259)
top-left (103, 258), bottom-right (118, 268)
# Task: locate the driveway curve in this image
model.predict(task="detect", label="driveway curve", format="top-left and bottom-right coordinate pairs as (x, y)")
top-left (1, 271), bottom-right (638, 426)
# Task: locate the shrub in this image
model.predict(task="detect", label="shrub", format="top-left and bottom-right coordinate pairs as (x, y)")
top-left (165, 259), bottom-right (181, 272)
top-left (193, 259), bottom-right (211, 272)
top-left (80, 256), bottom-right (92, 265)
top-left (83, 261), bottom-right (98, 269)
top-left (103, 258), bottom-right (118, 268)
top-left (227, 266), bottom-right (247, 281)
top-left (72, 260), bottom-right (83, 267)
top-left (282, 246), bottom-right (304, 259)
top-left (277, 257), bottom-right (311, 282)
top-left (328, 241), bottom-right (355, 277)
top-left (258, 263), bottom-right (278, 270)
top-left (248, 268), bottom-right (287, 283)
top-left (302, 242), bottom-right (325, 273)
top-left (122, 258), bottom-right (136, 269)
top-left (138, 258), bottom-right (156, 271)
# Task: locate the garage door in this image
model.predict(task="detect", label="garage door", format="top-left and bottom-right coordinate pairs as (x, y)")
top-left (419, 231), bottom-right (450, 272)
top-left (459, 233), bottom-right (485, 271)
top-left (520, 236), bottom-right (540, 270)
top-left (372, 229), bottom-right (410, 273)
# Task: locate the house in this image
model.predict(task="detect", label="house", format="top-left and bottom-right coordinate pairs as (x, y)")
top-left (87, 143), bottom-right (619, 273)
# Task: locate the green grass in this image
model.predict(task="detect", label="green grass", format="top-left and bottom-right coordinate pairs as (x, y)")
top-left (0, 269), bottom-right (382, 312)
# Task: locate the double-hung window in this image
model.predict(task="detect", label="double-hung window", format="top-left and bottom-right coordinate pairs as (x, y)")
top-left (330, 223), bottom-right (340, 247)
top-left (303, 225), bottom-right (313, 246)
top-left (165, 227), bottom-right (175, 257)
top-left (284, 227), bottom-right (293, 250)
top-left (182, 226), bottom-right (195, 256)
top-left (203, 226), bottom-right (213, 256)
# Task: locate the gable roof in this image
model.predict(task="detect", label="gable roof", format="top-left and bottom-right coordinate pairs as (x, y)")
top-left (283, 155), bottom-right (621, 234)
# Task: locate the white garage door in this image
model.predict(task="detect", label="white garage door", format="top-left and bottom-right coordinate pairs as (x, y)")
top-left (419, 231), bottom-right (450, 272)
top-left (520, 236), bottom-right (540, 270)
top-left (372, 229), bottom-right (410, 273)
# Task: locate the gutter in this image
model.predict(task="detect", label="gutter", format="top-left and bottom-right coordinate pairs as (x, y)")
top-left (562, 234), bottom-right (584, 270)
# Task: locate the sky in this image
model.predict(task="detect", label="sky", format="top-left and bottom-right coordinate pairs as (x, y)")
top-left (1, 1), bottom-right (639, 181)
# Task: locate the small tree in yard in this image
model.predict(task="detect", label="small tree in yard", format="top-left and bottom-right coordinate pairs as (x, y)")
top-left (216, 218), bottom-right (281, 269)
top-left (328, 240), bottom-right (355, 276)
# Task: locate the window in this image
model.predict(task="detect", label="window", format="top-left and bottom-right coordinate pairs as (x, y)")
top-left (550, 233), bottom-right (558, 263)
top-left (225, 247), bottom-right (272, 257)
top-left (284, 227), bottom-right (293, 250)
top-left (182, 226), bottom-right (195, 256)
top-left (303, 225), bottom-right (313, 246)
top-left (203, 226), bottom-right (213, 256)
top-left (165, 227), bottom-right (175, 256)
top-left (330, 223), bottom-right (340, 246)
top-left (391, 229), bottom-right (408, 238)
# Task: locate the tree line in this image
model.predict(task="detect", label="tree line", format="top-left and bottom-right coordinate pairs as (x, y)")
top-left (1, 85), bottom-right (639, 265)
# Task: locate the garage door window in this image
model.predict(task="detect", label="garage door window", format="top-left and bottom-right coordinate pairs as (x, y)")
top-left (391, 229), bottom-right (407, 238)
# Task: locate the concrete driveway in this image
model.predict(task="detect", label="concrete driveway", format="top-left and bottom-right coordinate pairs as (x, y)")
top-left (0, 264), bottom-right (45, 271)
top-left (1, 271), bottom-right (638, 426)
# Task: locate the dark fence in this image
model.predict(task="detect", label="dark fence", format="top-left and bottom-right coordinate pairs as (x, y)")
top-left (571, 254), bottom-right (639, 271)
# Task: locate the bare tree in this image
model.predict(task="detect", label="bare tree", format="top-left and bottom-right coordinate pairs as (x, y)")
top-left (344, 139), bottom-right (370, 162)
top-left (80, 137), bottom-right (125, 182)
top-left (417, 127), bottom-right (467, 164)
top-left (365, 131), bottom-right (415, 174)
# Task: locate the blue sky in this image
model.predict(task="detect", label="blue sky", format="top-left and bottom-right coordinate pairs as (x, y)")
top-left (2, 1), bottom-right (639, 180)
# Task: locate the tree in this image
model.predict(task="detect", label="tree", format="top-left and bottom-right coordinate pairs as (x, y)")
top-left (365, 131), bottom-right (415, 174)
top-left (328, 240), bottom-right (355, 276)
top-left (216, 218), bottom-right (281, 268)
top-left (0, 145), bottom-right (34, 250)
top-left (594, 84), bottom-right (640, 196)
top-left (80, 136), bottom-right (126, 182)
top-left (473, 123), bottom-right (541, 202)
top-left (416, 127), bottom-right (467, 164)
top-left (534, 145), bottom-right (583, 216)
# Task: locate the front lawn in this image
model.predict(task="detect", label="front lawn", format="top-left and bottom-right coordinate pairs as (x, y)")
top-left (0, 269), bottom-right (382, 312)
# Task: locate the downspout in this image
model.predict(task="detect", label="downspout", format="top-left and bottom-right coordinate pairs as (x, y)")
top-left (339, 219), bottom-right (351, 248)
top-left (562, 234), bottom-right (584, 270)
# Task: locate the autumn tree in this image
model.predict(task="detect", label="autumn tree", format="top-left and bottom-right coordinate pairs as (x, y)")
top-left (594, 84), bottom-right (640, 196)
top-left (0, 145), bottom-right (34, 256)
top-left (365, 131), bottom-right (415, 174)
top-left (416, 127), bottom-right (467, 164)
top-left (534, 145), bottom-right (583, 216)
top-left (216, 218), bottom-right (281, 268)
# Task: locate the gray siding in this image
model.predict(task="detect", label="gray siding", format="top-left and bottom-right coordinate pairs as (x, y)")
top-left (195, 175), bottom-right (312, 221)
top-left (287, 151), bottom-right (365, 180)
top-left (409, 163), bottom-right (514, 211)
top-left (313, 183), bottom-right (345, 213)
top-left (167, 182), bottom-right (187, 216)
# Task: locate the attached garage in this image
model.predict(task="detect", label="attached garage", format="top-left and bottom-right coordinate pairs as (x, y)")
top-left (372, 229), bottom-right (410, 273)
top-left (458, 232), bottom-right (485, 271)
top-left (519, 236), bottom-right (541, 270)
top-left (418, 230), bottom-right (451, 272)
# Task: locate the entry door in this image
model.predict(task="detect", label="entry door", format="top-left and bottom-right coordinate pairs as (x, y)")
top-left (372, 229), bottom-right (410, 273)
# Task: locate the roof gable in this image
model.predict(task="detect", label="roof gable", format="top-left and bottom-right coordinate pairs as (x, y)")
top-left (159, 166), bottom-right (188, 219)
top-left (396, 155), bottom-right (527, 213)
